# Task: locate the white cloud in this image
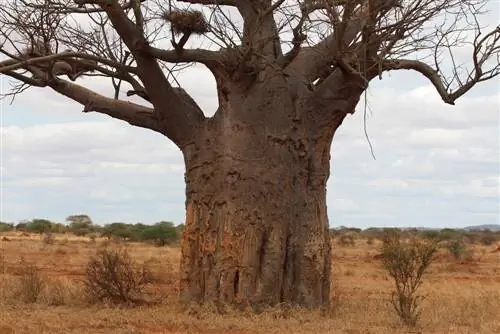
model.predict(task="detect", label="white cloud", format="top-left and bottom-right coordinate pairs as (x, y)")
top-left (368, 178), bottom-right (409, 189)
top-left (407, 128), bottom-right (464, 148)
top-left (1, 68), bottom-right (498, 229)
top-left (329, 198), bottom-right (359, 212)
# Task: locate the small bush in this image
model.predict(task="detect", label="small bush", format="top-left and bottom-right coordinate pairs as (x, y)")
top-left (16, 258), bottom-right (45, 303)
top-left (445, 239), bottom-right (467, 260)
top-left (0, 252), bottom-right (5, 274)
top-left (463, 248), bottom-right (475, 262)
top-left (43, 231), bottom-right (55, 245)
top-left (381, 235), bottom-right (438, 327)
top-left (43, 278), bottom-right (79, 306)
top-left (84, 248), bottom-right (153, 305)
top-left (480, 233), bottom-right (497, 246)
top-left (337, 234), bottom-right (356, 247)
top-left (89, 234), bottom-right (97, 243)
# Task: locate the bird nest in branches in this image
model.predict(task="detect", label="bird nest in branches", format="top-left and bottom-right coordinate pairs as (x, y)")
top-left (163, 10), bottom-right (209, 35)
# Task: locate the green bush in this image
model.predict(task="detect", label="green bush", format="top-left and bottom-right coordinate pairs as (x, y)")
top-left (66, 214), bottom-right (95, 236)
top-left (26, 219), bottom-right (54, 234)
top-left (381, 235), bottom-right (438, 327)
top-left (101, 222), bottom-right (134, 240)
top-left (445, 239), bottom-right (467, 260)
top-left (139, 221), bottom-right (179, 246)
top-left (0, 222), bottom-right (14, 232)
top-left (420, 230), bottom-right (440, 240)
top-left (438, 228), bottom-right (463, 241)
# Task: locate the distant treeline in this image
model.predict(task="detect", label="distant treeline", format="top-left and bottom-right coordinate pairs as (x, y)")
top-left (330, 226), bottom-right (500, 246)
top-left (0, 215), bottom-right (183, 246)
top-left (1, 218), bottom-right (499, 247)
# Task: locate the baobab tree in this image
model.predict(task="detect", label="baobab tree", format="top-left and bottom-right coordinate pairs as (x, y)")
top-left (0, 0), bottom-right (498, 308)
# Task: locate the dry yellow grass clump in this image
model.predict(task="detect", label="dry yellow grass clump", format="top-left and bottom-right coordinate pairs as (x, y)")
top-left (1, 232), bottom-right (499, 333)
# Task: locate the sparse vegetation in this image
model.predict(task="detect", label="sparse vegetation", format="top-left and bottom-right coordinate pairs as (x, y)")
top-left (338, 234), bottom-right (356, 247)
top-left (84, 248), bottom-right (153, 305)
top-left (381, 233), bottom-right (439, 327)
top-left (0, 222), bottom-right (14, 232)
top-left (43, 231), bottom-right (55, 245)
top-left (15, 258), bottom-right (46, 303)
top-left (445, 239), bottom-right (467, 260)
top-left (0, 230), bottom-right (498, 333)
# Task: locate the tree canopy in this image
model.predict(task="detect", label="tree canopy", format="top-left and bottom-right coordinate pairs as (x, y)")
top-left (0, 0), bottom-right (498, 148)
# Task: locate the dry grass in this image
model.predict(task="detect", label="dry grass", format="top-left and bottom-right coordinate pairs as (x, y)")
top-left (0, 232), bottom-right (499, 333)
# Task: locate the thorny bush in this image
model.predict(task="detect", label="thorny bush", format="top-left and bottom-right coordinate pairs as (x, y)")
top-left (381, 232), bottom-right (438, 327)
top-left (84, 248), bottom-right (153, 305)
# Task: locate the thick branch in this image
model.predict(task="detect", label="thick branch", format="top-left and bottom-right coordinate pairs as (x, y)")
top-left (0, 51), bottom-right (136, 74)
top-left (99, 0), bottom-right (205, 147)
top-left (147, 46), bottom-right (224, 70)
top-left (27, 0), bottom-right (146, 14)
top-left (50, 79), bottom-right (160, 130)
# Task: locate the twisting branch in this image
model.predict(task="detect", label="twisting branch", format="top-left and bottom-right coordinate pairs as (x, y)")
top-left (381, 25), bottom-right (500, 105)
top-left (95, 0), bottom-right (205, 147)
top-left (278, 2), bottom-right (310, 68)
top-left (131, 0), bottom-right (145, 36)
top-left (177, 0), bottom-right (236, 5)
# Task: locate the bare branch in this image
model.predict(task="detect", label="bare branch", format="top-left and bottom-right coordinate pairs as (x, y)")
top-left (147, 46), bottom-right (223, 68)
top-left (178, 0), bottom-right (236, 6)
top-left (54, 79), bottom-right (161, 130)
top-left (96, 0), bottom-right (205, 146)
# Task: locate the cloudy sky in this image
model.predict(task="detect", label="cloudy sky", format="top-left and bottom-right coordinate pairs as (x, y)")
top-left (0, 3), bottom-right (499, 229)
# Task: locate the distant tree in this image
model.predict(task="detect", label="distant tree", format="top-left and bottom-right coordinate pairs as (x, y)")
top-left (421, 230), bottom-right (440, 240)
top-left (176, 224), bottom-right (185, 235)
top-left (438, 228), bottom-right (462, 241)
top-left (51, 222), bottom-right (69, 234)
top-left (66, 214), bottom-right (94, 236)
top-left (15, 221), bottom-right (29, 232)
top-left (0, 222), bottom-right (14, 232)
top-left (101, 222), bottom-right (134, 241)
top-left (27, 219), bottom-right (54, 234)
top-left (140, 221), bottom-right (179, 247)
top-left (480, 232), bottom-right (498, 246)
top-left (129, 223), bottom-right (149, 241)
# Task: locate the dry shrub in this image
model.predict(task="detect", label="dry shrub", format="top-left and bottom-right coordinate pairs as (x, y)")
top-left (163, 10), bottom-right (209, 35)
top-left (42, 277), bottom-right (82, 306)
top-left (337, 234), bottom-right (356, 247)
top-left (84, 248), bottom-right (153, 305)
top-left (0, 251), bottom-right (5, 274)
top-left (99, 239), bottom-right (110, 248)
top-left (88, 234), bottom-right (97, 243)
top-left (381, 234), bottom-right (438, 327)
top-left (445, 239), bottom-right (467, 260)
top-left (54, 246), bottom-right (68, 255)
top-left (15, 258), bottom-right (45, 303)
top-left (42, 231), bottom-right (55, 245)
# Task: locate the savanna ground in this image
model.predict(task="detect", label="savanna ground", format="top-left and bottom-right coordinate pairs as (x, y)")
top-left (0, 232), bottom-right (499, 334)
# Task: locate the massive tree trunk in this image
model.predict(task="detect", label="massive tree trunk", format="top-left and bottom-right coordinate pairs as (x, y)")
top-left (179, 71), bottom-right (362, 308)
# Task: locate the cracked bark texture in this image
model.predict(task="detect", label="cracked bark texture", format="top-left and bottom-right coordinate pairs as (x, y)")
top-left (179, 71), bottom-right (361, 307)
